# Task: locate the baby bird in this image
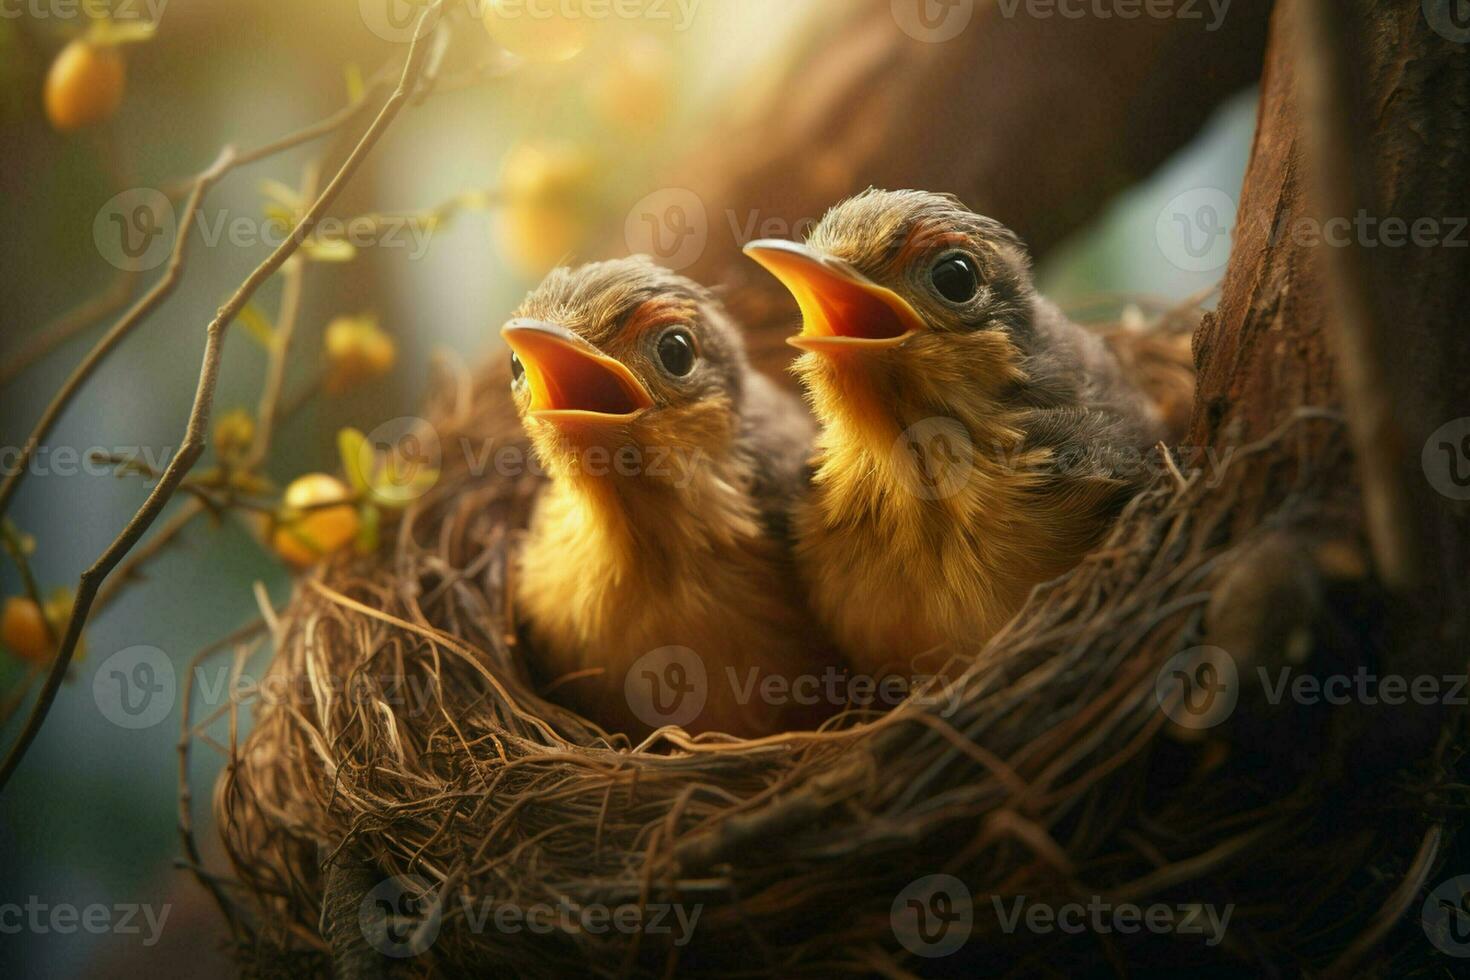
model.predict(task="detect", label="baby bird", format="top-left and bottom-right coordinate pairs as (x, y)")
top-left (745, 189), bottom-right (1171, 677)
top-left (503, 256), bottom-right (834, 739)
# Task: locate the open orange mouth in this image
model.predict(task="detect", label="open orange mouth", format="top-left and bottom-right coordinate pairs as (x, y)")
top-left (743, 239), bottom-right (927, 351)
top-left (500, 319), bottom-right (653, 422)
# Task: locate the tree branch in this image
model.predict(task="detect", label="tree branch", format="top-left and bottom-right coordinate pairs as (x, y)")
top-left (0, 3), bottom-right (445, 795)
top-left (0, 270), bottom-right (141, 390)
top-left (0, 149), bottom-right (236, 523)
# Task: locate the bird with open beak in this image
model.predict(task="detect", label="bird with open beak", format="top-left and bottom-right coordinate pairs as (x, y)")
top-left (502, 256), bottom-right (836, 739)
top-left (745, 189), bottom-right (1171, 678)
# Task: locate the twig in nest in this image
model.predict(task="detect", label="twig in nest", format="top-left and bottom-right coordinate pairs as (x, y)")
top-left (177, 618), bottom-right (268, 942)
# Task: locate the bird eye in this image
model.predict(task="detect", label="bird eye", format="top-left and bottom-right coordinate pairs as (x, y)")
top-left (931, 254), bottom-right (979, 304)
top-left (510, 351), bottom-right (525, 383)
top-left (656, 328), bottom-right (697, 377)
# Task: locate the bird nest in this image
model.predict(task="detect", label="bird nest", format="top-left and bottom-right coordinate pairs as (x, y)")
top-left (206, 315), bottom-right (1467, 978)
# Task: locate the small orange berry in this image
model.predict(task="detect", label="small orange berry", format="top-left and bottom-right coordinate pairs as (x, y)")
top-left (2, 597), bottom-right (53, 664)
top-left (324, 316), bottom-right (397, 395)
top-left (590, 36), bottom-right (673, 132)
top-left (272, 475), bottom-right (361, 567)
top-left (44, 40), bottom-right (125, 132)
top-left (497, 142), bottom-right (594, 277)
top-left (482, 0), bottom-right (589, 62)
top-left (213, 409), bottom-right (257, 462)
top-left (499, 201), bottom-right (589, 279)
top-left (501, 141), bottom-right (594, 204)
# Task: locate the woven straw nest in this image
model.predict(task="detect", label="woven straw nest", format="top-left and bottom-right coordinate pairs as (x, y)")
top-left (206, 307), bottom-right (1467, 978)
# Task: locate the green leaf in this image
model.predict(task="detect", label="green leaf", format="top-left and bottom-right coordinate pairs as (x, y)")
top-left (302, 238), bottom-right (358, 263)
top-left (355, 503), bottom-right (380, 555)
top-left (236, 304), bottom-right (276, 349)
top-left (259, 179), bottom-right (304, 211)
top-left (44, 588), bottom-right (85, 662)
top-left (345, 63), bottom-right (366, 104)
top-left (1, 520), bottom-right (35, 557)
top-left (262, 204), bottom-right (298, 236)
top-left (338, 428), bottom-right (372, 497)
top-left (87, 19), bottom-right (159, 47)
top-left (370, 462), bottom-right (441, 511)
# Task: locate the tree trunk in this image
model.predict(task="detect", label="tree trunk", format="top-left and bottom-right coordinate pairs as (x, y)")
top-left (1190, 0), bottom-right (1470, 767)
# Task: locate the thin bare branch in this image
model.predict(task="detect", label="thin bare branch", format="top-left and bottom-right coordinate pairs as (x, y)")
top-left (247, 164), bottom-right (319, 469)
top-left (0, 133), bottom-right (140, 388)
top-left (178, 618), bottom-right (268, 941)
top-left (0, 271), bottom-right (141, 389)
top-left (0, 148), bottom-right (235, 524)
top-left (0, 3), bottom-right (445, 794)
top-left (92, 499), bottom-right (208, 615)
top-left (94, 165), bottom-right (318, 616)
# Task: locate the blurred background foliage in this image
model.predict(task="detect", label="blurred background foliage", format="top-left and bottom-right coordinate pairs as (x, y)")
top-left (0, 1), bottom-right (1253, 974)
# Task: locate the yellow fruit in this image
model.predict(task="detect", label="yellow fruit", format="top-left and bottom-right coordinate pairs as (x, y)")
top-left (42, 590), bottom-right (84, 662)
top-left (213, 409), bottom-right (256, 462)
top-left (483, 0), bottom-right (589, 63)
top-left (324, 316), bottom-right (397, 395)
top-left (590, 35), bottom-right (673, 131)
top-left (272, 475), bottom-right (361, 567)
top-left (497, 142), bottom-right (593, 277)
top-left (2, 597), bottom-right (52, 664)
top-left (499, 200), bottom-right (589, 279)
top-left (501, 141), bottom-right (594, 203)
top-left (44, 40), bottom-right (125, 132)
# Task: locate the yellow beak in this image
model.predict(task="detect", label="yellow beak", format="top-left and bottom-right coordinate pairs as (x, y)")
top-left (743, 239), bottom-right (926, 352)
top-left (500, 319), bottom-right (653, 423)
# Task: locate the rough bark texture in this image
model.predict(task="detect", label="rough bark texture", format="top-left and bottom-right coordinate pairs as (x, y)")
top-left (1188, 17), bottom-right (1333, 452)
top-left (1191, 0), bottom-right (1469, 766)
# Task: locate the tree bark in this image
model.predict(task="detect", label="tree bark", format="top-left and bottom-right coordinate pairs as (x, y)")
top-left (1191, 0), bottom-right (1469, 767)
